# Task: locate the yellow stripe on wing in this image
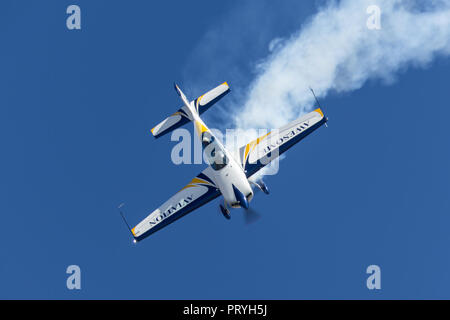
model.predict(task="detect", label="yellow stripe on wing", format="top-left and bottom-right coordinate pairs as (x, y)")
top-left (314, 108), bottom-right (324, 117)
top-left (191, 177), bottom-right (211, 185)
top-left (179, 176), bottom-right (214, 192)
top-left (244, 132), bottom-right (271, 163)
top-left (180, 184), bottom-right (196, 192)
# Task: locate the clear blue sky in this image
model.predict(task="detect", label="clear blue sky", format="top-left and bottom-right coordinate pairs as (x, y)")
top-left (1, 0), bottom-right (450, 299)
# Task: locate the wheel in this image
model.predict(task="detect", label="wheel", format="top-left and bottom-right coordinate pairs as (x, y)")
top-left (259, 181), bottom-right (270, 195)
top-left (261, 184), bottom-right (269, 195)
top-left (220, 204), bottom-right (231, 220)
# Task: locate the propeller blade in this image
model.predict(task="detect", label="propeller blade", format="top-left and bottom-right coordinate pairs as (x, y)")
top-left (244, 207), bottom-right (261, 225)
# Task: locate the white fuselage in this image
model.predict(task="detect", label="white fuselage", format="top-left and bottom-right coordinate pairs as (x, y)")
top-left (207, 136), bottom-right (254, 208)
top-left (195, 115), bottom-right (253, 208)
top-left (176, 84), bottom-right (253, 208)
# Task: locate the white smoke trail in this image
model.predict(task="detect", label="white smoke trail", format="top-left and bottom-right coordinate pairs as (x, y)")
top-left (233, 0), bottom-right (450, 130)
top-left (180, 0), bottom-right (450, 177)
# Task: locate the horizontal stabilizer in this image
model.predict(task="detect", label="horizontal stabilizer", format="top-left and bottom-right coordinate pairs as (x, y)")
top-left (151, 82), bottom-right (230, 139)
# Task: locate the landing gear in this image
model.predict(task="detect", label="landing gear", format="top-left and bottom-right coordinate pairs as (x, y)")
top-left (259, 181), bottom-right (269, 195)
top-left (250, 180), bottom-right (270, 195)
top-left (220, 203), bottom-right (231, 220)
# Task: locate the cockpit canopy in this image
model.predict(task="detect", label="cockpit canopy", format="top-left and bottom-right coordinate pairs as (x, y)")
top-left (202, 131), bottom-right (228, 171)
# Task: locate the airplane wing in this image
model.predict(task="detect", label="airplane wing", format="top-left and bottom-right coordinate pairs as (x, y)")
top-left (238, 108), bottom-right (327, 178)
top-left (131, 167), bottom-right (220, 241)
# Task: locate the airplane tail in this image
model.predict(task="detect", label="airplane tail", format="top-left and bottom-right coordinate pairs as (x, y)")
top-left (150, 82), bottom-right (230, 139)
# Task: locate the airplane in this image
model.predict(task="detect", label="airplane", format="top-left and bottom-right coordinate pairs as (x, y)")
top-left (121, 82), bottom-right (328, 242)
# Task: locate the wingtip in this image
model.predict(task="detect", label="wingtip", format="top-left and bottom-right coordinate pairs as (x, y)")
top-left (174, 82), bottom-right (180, 96)
top-left (314, 108), bottom-right (324, 117)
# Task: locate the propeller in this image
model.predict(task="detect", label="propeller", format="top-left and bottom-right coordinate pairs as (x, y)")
top-left (243, 207), bottom-right (262, 225)
top-left (242, 179), bottom-right (269, 224)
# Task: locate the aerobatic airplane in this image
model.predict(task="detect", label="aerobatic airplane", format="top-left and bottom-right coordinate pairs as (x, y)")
top-left (121, 82), bottom-right (328, 242)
